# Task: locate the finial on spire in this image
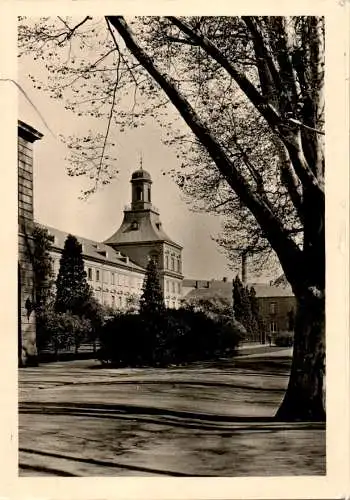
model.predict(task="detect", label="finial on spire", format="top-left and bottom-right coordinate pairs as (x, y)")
top-left (139, 151), bottom-right (143, 170)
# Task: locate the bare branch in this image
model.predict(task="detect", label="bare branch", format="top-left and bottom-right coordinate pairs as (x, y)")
top-left (106, 16), bottom-right (305, 289)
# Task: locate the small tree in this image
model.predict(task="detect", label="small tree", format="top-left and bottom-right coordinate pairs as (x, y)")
top-left (125, 292), bottom-right (140, 313)
top-left (249, 286), bottom-right (264, 343)
top-left (139, 258), bottom-right (165, 315)
top-left (55, 235), bottom-right (92, 315)
top-left (233, 276), bottom-right (254, 338)
top-left (32, 225), bottom-right (54, 311)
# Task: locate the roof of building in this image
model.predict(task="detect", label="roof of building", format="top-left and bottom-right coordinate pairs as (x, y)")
top-left (18, 120), bottom-right (43, 142)
top-left (104, 210), bottom-right (182, 249)
top-left (182, 278), bottom-right (294, 301)
top-left (131, 168), bottom-right (152, 181)
top-left (38, 223), bottom-right (146, 273)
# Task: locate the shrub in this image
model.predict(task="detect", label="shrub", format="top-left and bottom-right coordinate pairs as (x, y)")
top-left (98, 307), bottom-right (241, 367)
top-left (274, 331), bottom-right (294, 347)
top-left (36, 310), bottom-right (92, 355)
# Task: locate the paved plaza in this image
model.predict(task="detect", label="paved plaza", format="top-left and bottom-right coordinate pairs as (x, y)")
top-left (19, 347), bottom-right (325, 476)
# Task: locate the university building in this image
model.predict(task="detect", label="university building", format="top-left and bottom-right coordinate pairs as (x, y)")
top-left (44, 167), bottom-right (184, 311)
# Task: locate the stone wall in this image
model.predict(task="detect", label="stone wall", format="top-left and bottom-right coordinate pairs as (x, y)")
top-left (18, 121), bottom-right (42, 366)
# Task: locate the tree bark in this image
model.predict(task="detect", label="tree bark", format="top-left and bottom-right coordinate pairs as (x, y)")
top-left (275, 289), bottom-right (325, 421)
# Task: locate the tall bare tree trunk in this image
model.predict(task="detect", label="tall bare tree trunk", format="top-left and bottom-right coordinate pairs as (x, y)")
top-left (275, 290), bottom-right (325, 421)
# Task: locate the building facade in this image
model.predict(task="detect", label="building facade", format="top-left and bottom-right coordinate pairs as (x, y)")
top-left (44, 226), bottom-right (146, 311)
top-left (18, 121), bottom-right (43, 366)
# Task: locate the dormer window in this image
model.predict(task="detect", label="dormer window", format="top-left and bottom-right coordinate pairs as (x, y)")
top-left (131, 221), bottom-right (139, 230)
top-left (156, 223), bottom-right (161, 230)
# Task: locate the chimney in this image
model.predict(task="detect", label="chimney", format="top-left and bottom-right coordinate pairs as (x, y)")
top-left (242, 252), bottom-right (247, 285)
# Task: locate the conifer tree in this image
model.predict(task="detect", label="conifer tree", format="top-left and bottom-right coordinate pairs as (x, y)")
top-left (140, 258), bottom-right (165, 315)
top-left (232, 275), bottom-right (245, 326)
top-left (55, 235), bottom-right (92, 315)
top-left (233, 276), bottom-right (254, 337)
top-left (249, 286), bottom-right (264, 342)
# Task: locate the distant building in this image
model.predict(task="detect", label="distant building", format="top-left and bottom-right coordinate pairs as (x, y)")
top-left (182, 277), bottom-right (296, 340)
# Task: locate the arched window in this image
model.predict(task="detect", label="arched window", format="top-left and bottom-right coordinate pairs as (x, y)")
top-left (147, 185), bottom-right (151, 202)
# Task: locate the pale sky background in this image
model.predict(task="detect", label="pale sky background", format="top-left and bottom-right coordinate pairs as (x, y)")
top-left (18, 32), bottom-right (276, 282)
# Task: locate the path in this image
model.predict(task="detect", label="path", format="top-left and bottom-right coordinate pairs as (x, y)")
top-left (18, 348), bottom-right (325, 476)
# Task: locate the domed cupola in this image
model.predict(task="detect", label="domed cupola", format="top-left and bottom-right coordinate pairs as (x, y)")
top-left (131, 168), bottom-right (152, 181)
top-left (131, 164), bottom-right (152, 210)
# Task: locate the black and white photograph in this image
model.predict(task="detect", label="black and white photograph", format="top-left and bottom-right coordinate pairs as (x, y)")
top-left (3, 4), bottom-right (347, 495)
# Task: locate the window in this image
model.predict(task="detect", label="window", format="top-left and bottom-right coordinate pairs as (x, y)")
top-left (171, 256), bottom-right (175, 271)
top-left (172, 281), bottom-right (175, 294)
top-left (177, 258), bottom-right (181, 273)
top-left (150, 252), bottom-right (158, 265)
top-left (165, 255), bottom-right (169, 269)
top-left (166, 280), bottom-right (169, 292)
top-left (177, 282), bottom-right (181, 294)
top-left (147, 185), bottom-right (151, 202)
top-left (270, 321), bottom-right (277, 333)
top-left (111, 295), bottom-right (115, 307)
top-left (119, 296), bottom-right (123, 307)
top-left (131, 221), bottom-right (139, 230)
top-left (111, 273), bottom-right (115, 285)
top-left (96, 270), bottom-right (100, 281)
top-left (136, 186), bottom-right (143, 201)
top-left (270, 302), bottom-right (277, 314)
top-left (103, 271), bottom-right (109, 284)
top-left (88, 268), bottom-right (92, 281)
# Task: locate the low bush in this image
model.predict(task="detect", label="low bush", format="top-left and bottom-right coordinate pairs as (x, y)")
top-left (274, 331), bottom-right (294, 347)
top-left (36, 310), bottom-right (92, 355)
top-left (98, 308), bottom-right (241, 367)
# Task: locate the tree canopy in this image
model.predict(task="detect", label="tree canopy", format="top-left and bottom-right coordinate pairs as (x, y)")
top-left (32, 224), bottom-right (54, 310)
top-left (19, 16), bottom-right (324, 286)
top-left (139, 257), bottom-right (165, 315)
top-left (55, 234), bottom-right (92, 315)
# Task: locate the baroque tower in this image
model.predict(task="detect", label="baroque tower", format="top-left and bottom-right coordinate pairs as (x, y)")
top-left (104, 167), bottom-right (183, 308)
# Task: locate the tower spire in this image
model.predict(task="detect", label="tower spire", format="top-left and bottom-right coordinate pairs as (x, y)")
top-left (139, 151), bottom-right (143, 170)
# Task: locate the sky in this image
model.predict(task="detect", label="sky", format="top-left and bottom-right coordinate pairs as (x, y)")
top-left (18, 27), bottom-right (276, 283)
